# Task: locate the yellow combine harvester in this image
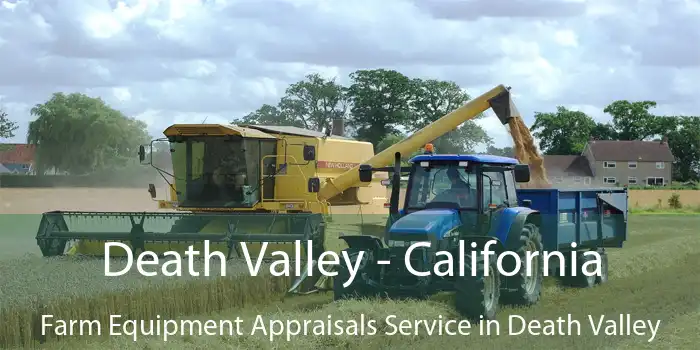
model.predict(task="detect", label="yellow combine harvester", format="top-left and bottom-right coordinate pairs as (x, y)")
top-left (35, 84), bottom-right (520, 293)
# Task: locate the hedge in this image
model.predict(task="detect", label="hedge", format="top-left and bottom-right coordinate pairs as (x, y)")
top-left (0, 168), bottom-right (163, 188)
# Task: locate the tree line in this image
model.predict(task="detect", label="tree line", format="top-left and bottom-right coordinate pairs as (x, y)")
top-left (0, 93), bottom-right (153, 176)
top-left (531, 102), bottom-right (700, 182)
top-left (0, 68), bottom-right (697, 182)
top-left (240, 70), bottom-right (495, 158)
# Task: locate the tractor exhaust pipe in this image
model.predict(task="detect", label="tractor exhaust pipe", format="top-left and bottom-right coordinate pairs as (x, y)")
top-left (332, 118), bottom-right (345, 136)
top-left (389, 152), bottom-right (401, 215)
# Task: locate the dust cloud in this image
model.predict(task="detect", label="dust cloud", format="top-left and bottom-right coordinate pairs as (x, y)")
top-left (508, 116), bottom-right (551, 189)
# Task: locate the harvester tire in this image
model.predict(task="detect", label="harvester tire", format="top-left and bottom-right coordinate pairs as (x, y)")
top-left (333, 250), bottom-right (374, 301)
top-left (455, 254), bottom-right (500, 321)
top-left (36, 213), bottom-right (70, 257)
top-left (595, 248), bottom-right (608, 285)
top-left (501, 223), bottom-right (544, 306)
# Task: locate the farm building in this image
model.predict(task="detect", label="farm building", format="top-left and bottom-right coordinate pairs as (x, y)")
top-left (0, 144), bottom-right (34, 174)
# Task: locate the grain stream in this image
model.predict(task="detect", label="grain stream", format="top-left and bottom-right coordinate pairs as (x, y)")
top-left (508, 116), bottom-right (550, 188)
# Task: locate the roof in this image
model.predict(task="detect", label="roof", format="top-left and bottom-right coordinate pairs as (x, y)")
top-left (0, 144), bottom-right (35, 164)
top-left (162, 124), bottom-right (276, 139)
top-left (242, 124), bottom-right (352, 140)
top-left (543, 155), bottom-right (593, 177)
top-left (2, 163), bottom-right (30, 173)
top-left (0, 164), bottom-right (9, 173)
top-left (586, 140), bottom-right (675, 162)
top-left (410, 154), bottom-right (519, 164)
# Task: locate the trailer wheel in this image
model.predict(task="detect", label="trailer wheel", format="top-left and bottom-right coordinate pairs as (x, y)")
top-left (333, 250), bottom-right (374, 301)
top-left (501, 223), bottom-right (544, 306)
top-left (559, 251), bottom-right (597, 288)
top-left (595, 248), bottom-right (608, 285)
top-left (455, 254), bottom-right (500, 321)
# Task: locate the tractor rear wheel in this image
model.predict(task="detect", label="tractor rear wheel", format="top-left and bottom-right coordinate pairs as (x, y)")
top-left (455, 254), bottom-right (500, 321)
top-left (501, 223), bottom-right (544, 306)
top-left (333, 250), bottom-right (374, 301)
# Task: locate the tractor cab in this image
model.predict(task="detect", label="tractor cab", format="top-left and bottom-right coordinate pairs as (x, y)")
top-left (359, 144), bottom-right (531, 247)
top-left (403, 153), bottom-right (530, 213)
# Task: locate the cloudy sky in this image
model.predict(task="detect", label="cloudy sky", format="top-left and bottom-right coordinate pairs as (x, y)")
top-left (0, 0), bottom-right (698, 151)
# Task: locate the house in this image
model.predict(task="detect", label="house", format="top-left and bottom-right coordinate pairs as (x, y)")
top-left (543, 155), bottom-right (594, 187)
top-left (544, 139), bottom-right (675, 187)
top-left (0, 144), bottom-right (35, 175)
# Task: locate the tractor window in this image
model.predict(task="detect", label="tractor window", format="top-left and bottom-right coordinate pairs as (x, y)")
top-left (406, 163), bottom-right (478, 210)
top-left (482, 171), bottom-right (508, 209)
top-left (503, 169), bottom-right (517, 205)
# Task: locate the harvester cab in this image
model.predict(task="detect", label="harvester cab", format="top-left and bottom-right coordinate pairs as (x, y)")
top-left (335, 148), bottom-right (536, 320)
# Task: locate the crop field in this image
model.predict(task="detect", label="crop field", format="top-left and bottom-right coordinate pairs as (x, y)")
top-left (1, 189), bottom-right (699, 349)
top-left (0, 188), bottom-right (295, 348)
top-left (628, 189), bottom-right (700, 210)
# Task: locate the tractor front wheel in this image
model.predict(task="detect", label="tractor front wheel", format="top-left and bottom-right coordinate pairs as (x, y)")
top-left (333, 250), bottom-right (374, 301)
top-left (455, 254), bottom-right (501, 321)
top-left (501, 223), bottom-right (544, 306)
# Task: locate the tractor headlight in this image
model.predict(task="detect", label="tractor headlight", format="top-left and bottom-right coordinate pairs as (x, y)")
top-left (387, 240), bottom-right (431, 248)
top-left (387, 240), bottom-right (407, 247)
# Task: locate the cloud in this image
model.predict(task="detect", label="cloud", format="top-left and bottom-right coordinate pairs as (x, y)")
top-left (0, 0), bottom-right (698, 152)
top-left (412, 0), bottom-right (588, 20)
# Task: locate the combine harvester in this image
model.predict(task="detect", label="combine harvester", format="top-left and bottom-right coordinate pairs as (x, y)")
top-left (35, 84), bottom-right (624, 302)
top-left (334, 148), bottom-right (628, 320)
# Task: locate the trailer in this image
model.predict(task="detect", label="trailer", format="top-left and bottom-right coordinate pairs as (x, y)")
top-left (334, 150), bottom-right (629, 321)
top-left (516, 187), bottom-right (628, 251)
top-left (516, 187), bottom-right (627, 286)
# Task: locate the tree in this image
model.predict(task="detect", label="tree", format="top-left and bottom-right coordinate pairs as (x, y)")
top-left (484, 146), bottom-right (515, 157)
top-left (408, 79), bottom-right (492, 153)
top-left (27, 92), bottom-right (150, 175)
top-left (666, 116), bottom-right (700, 182)
top-left (375, 133), bottom-right (424, 165)
top-left (345, 69), bottom-right (415, 146)
top-left (240, 69), bottom-right (490, 154)
top-left (240, 104), bottom-right (303, 128)
top-left (530, 106), bottom-right (597, 155)
top-left (0, 109), bottom-right (18, 139)
top-left (239, 74), bottom-right (348, 132)
top-left (376, 133), bottom-right (405, 153)
top-left (603, 100), bottom-right (665, 140)
top-left (590, 122), bottom-right (618, 140)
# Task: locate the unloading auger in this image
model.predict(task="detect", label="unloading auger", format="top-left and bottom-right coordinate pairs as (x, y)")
top-left (35, 84), bottom-right (520, 294)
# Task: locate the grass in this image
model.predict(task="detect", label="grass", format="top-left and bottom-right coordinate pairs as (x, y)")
top-left (0, 211), bottom-right (387, 349)
top-left (4, 214), bottom-right (694, 349)
top-left (0, 255), bottom-right (289, 348)
top-left (1, 215), bottom-right (41, 259)
top-left (629, 206), bottom-right (700, 214)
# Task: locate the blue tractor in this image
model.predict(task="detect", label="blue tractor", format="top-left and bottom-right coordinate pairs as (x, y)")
top-left (334, 147), bottom-right (625, 321)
